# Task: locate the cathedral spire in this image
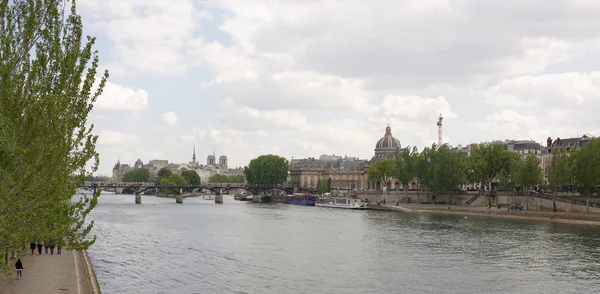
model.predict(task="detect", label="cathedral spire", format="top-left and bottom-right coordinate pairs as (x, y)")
top-left (193, 145), bottom-right (196, 162)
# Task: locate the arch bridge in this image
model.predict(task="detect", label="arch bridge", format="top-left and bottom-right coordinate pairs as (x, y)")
top-left (79, 182), bottom-right (315, 204)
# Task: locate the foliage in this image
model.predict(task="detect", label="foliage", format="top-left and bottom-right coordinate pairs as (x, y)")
top-left (210, 174), bottom-right (244, 183)
top-left (413, 145), bottom-right (435, 193)
top-left (498, 152), bottom-right (521, 193)
top-left (367, 158), bottom-right (395, 190)
top-left (86, 175), bottom-right (110, 182)
top-left (156, 167), bottom-right (173, 183)
top-left (466, 142), bottom-right (514, 191)
top-left (571, 139), bottom-right (600, 196)
top-left (122, 168), bottom-right (150, 182)
top-left (243, 155), bottom-right (289, 185)
top-left (0, 0), bottom-right (107, 262)
top-left (158, 174), bottom-right (188, 195)
top-left (394, 146), bottom-right (417, 192)
top-left (548, 147), bottom-right (571, 193)
top-left (517, 153), bottom-right (543, 194)
top-left (430, 145), bottom-right (467, 195)
top-left (181, 170), bottom-right (201, 186)
top-left (316, 178), bottom-right (332, 194)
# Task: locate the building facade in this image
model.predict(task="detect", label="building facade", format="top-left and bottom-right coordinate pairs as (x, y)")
top-left (289, 124), bottom-right (404, 192)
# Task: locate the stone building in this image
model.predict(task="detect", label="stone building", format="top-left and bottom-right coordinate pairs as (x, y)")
top-left (112, 160), bottom-right (133, 182)
top-left (289, 124), bottom-right (404, 191)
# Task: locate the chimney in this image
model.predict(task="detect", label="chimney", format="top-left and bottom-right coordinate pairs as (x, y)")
top-left (546, 137), bottom-right (552, 148)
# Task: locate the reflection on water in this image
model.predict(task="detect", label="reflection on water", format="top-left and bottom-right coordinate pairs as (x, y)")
top-left (87, 193), bottom-right (600, 294)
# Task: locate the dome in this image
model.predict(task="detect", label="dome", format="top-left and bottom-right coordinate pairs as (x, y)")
top-left (374, 125), bottom-right (401, 153)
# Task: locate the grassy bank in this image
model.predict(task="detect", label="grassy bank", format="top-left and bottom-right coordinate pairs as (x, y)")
top-left (369, 204), bottom-right (600, 226)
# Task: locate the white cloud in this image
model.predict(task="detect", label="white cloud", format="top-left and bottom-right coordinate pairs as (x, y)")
top-left (80, 0), bottom-right (208, 75)
top-left (485, 72), bottom-right (600, 108)
top-left (97, 130), bottom-right (141, 146)
top-left (162, 112), bottom-right (179, 126)
top-left (86, 0), bottom-right (600, 174)
top-left (93, 80), bottom-right (149, 113)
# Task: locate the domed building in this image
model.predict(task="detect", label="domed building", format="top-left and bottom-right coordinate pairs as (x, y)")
top-left (371, 124), bottom-right (402, 162)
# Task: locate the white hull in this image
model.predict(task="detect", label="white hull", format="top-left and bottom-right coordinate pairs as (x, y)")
top-left (315, 203), bottom-right (366, 210)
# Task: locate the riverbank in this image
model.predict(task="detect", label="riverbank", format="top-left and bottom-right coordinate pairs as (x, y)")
top-left (369, 203), bottom-right (600, 226)
top-left (0, 249), bottom-right (98, 294)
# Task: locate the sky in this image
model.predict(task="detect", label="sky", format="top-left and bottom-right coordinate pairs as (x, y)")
top-left (77, 0), bottom-right (600, 176)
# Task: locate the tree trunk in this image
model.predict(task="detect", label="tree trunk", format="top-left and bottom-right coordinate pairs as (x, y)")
top-left (552, 190), bottom-right (557, 213)
top-left (526, 188), bottom-right (530, 211)
top-left (586, 195), bottom-right (590, 214)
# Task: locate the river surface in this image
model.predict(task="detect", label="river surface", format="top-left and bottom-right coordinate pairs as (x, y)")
top-left (87, 193), bottom-right (600, 294)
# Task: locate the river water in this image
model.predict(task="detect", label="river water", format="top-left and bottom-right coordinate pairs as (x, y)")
top-left (87, 193), bottom-right (600, 294)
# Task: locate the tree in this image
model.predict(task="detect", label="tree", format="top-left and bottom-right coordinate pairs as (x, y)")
top-left (159, 174), bottom-right (188, 195)
top-left (0, 0), bottom-right (107, 263)
top-left (122, 168), bottom-right (150, 182)
top-left (572, 139), bottom-right (600, 212)
top-left (498, 152), bottom-right (521, 208)
top-left (156, 168), bottom-right (173, 183)
top-left (414, 145), bottom-right (435, 201)
top-left (316, 178), bottom-right (332, 194)
top-left (367, 158), bottom-right (395, 192)
top-left (210, 174), bottom-right (245, 183)
top-left (430, 145), bottom-right (467, 204)
top-left (547, 147), bottom-right (570, 212)
top-left (466, 142), bottom-right (514, 206)
top-left (516, 153), bottom-right (543, 210)
top-left (181, 170), bottom-right (201, 186)
top-left (395, 146), bottom-right (418, 198)
top-left (243, 155), bottom-right (288, 185)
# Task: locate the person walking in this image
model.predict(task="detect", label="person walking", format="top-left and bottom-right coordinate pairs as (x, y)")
top-left (29, 242), bottom-right (36, 255)
top-left (44, 243), bottom-right (49, 254)
top-left (49, 240), bottom-right (55, 255)
top-left (15, 259), bottom-right (23, 280)
top-left (57, 239), bottom-right (63, 255)
top-left (37, 243), bottom-right (43, 255)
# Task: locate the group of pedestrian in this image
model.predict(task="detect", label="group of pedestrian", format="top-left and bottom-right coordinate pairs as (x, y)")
top-left (29, 240), bottom-right (62, 256)
top-left (16, 240), bottom-right (65, 279)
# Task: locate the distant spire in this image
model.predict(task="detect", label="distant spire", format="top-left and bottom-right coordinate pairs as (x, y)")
top-left (193, 145), bottom-right (196, 162)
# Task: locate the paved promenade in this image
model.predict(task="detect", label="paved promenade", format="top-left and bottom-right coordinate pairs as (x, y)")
top-left (370, 203), bottom-right (600, 226)
top-left (0, 250), bottom-right (96, 294)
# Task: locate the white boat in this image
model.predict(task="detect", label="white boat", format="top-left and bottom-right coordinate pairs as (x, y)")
top-left (316, 197), bottom-right (366, 209)
top-left (202, 194), bottom-right (215, 200)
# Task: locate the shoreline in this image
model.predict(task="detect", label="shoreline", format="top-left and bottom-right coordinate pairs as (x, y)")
top-left (369, 204), bottom-right (600, 226)
top-left (82, 250), bottom-right (101, 294)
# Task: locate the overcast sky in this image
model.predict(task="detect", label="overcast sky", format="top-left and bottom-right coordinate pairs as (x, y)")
top-left (79, 0), bottom-right (600, 176)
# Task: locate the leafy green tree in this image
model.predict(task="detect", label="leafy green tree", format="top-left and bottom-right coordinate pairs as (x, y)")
top-left (316, 178), bottom-right (332, 194)
top-left (414, 145), bottom-right (436, 200)
top-left (516, 153), bottom-right (543, 210)
top-left (181, 170), bottom-right (201, 186)
top-left (367, 158), bottom-right (395, 191)
top-left (0, 0), bottom-right (107, 262)
top-left (122, 168), bottom-right (150, 182)
top-left (466, 142), bottom-right (514, 206)
top-left (547, 147), bottom-right (571, 212)
top-left (395, 146), bottom-right (418, 197)
top-left (430, 145), bottom-right (467, 204)
top-left (159, 174), bottom-right (188, 195)
top-left (244, 155), bottom-right (288, 185)
top-left (210, 174), bottom-right (245, 183)
top-left (498, 152), bottom-right (521, 209)
top-left (572, 139), bottom-right (600, 212)
top-left (156, 167), bottom-right (173, 183)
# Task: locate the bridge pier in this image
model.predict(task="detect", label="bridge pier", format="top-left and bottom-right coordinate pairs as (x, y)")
top-left (135, 193), bottom-right (142, 204)
top-left (176, 194), bottom-right (183, 204)
top-left (215, 193), bottom-right (223, 204)
top-left (116, 187), bottom-right (124, 194)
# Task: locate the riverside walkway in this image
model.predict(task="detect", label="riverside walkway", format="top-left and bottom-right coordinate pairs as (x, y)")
top-left (0, 250), bottom-right (97, 294)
